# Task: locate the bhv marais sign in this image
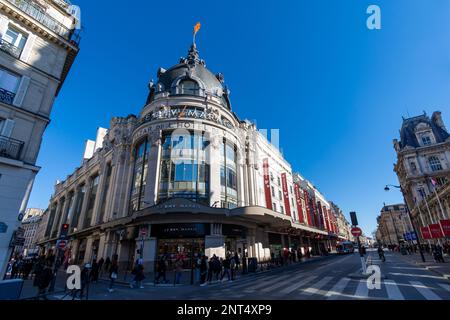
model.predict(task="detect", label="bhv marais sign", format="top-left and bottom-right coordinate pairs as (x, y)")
top-left (141, 106), bottom-right (234, 129)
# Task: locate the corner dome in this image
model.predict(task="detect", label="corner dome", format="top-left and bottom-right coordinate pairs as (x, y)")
top-left (147, 44), bottom-right (231, 109)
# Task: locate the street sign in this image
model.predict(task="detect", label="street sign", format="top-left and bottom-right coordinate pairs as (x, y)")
top-left (56, 240), bottom-right (68, 249)
top-left (0, 222), bottom-right (8, 234)
top-left (351, 227), bottom-right (362, 237)
top-left (350, 212), bottom-right (359, 226)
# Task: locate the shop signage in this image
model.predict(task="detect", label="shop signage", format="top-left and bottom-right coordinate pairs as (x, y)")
top-left (440, 220), bottom-right (450, 237)
top-left (405, 231), bottom-right (418, 241)
top-left (281, 173), bottom-right (291, 217)
top-left (141, 106), bottom-right (235, 129)
top-left (262, 159), bottom-right (273, 210)
top-left (151, 223), bottom-right (210, 239)
top-left (222, 224), bottom-right (247, 237)
top-left (429, 224), bottom-right (444, 239)
top-left (420, 226), bottom-right (432, 240)
top-left (294, 184), bottom-right (304, 224)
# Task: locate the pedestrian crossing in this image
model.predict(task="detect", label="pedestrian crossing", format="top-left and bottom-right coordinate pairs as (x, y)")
top-left (198, 271), bottom-right (450, 300)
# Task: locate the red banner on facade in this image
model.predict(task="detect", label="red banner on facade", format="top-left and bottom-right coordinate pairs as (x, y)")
top-left (429, 224), bottom-right (444, 239)
top-left (262, 159), bottom-right (272, 210)
top-left (281, 173), bottom-right (291, 217)
top-left (420, 226), bottom-right (432, 240)
top-left (303, 190), bottom-right (312, 226)
top-left (440, 220), bottom-right (450, 237)
top-left (323, 206), bottom-right (330, 231)
top-left (294, 183), bottom-right (304, 223)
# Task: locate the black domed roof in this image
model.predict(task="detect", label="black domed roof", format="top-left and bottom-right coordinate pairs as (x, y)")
top-left (147, 44), bottom-right (231, 109)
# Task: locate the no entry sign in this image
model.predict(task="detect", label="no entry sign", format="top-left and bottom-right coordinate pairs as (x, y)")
top-left (351, 227), bottom-right (362, 237)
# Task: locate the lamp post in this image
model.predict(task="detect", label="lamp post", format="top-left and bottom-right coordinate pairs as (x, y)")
top-left (384, 185), bottom-right (426, 262)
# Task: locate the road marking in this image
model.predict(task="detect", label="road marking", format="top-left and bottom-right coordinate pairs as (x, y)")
top-left (354, 279), bottom-right (369, 299)
top-left (260, 272), bottom-right (306, 293)
top-left (325, 277), bottom-right (351, 299)
top-left (301, 276), bottom-right (333, 296)
top-left (277, 275), bottom-right (318, 295)
top-left (243, 274), bottom-right (295, 292)
top-left (410, 281), bottom-right (442, 300)
top-left (438, 283), bottom-right (450, 292)
top-left (384, 279), bottom-right (404, 300)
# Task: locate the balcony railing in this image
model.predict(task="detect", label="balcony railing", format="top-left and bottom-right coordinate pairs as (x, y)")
top-left (0, 87), bottom-right (16, 105)
top-left (0, 134), bottom-right (24, 160)
top-left (0, 39), bottom-right (22, 59)
top-left (6, 0), bottom-right (72, 40)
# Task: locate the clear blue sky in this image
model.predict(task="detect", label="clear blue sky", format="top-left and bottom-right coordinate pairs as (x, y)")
top-left (27, 0), bottom-right (450, 236)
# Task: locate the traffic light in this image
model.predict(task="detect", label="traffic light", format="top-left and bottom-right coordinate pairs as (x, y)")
top-left (60, 223), bottom-right (69, 238)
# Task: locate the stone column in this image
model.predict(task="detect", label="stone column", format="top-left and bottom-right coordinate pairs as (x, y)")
top-left (91, 162), bottom-right (108, 226)
top-left (205, 235), bottom-right (226, 258)
top-left (83, 237), bottom-right (94, 264)
top-left (143, 131), bottom-right (162, 206)
top-left (77, 178), bottom-right (91, 231)
top-left (50, 200), bottom-right (63, 238)
top-left (209, 135), bottom-right (222, 207)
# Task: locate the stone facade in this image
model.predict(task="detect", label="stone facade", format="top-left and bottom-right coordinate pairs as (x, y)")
top-left (37, 44), bottom-right (345, 273)
top-left (393, 111), bottom-right (450, 244)
top-left (14, 207), bottom-right (44, 256)
top-left (0, 0), bottom-right (79, 275)
top-left (376, 204), bottom-right (409, 246)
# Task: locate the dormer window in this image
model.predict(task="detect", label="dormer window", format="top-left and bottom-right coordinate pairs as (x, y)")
top-left (180, 79), bottom-right (199, 95)
top-left (428, 156), bottom-right (443, 172)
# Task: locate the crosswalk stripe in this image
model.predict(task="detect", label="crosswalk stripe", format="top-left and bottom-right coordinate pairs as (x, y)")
top-left (260, 272), bottom-right (306, 293)
top-left (410, 281), bottom-right (442, 300)
top-left (384, 280), bottom-right (404, 300)
top-left (243, 274), bottom-right (295, 292)
top-left (354, 279), bottom-right (369, 299)
top-left (438, 283), bottom-right (450, 292)
top-left (301, 276), bottom-right (333, 296)
top-left (277, 275), bottom-right (318, 295)
top-left (326, 277), bottom-right (351, 299)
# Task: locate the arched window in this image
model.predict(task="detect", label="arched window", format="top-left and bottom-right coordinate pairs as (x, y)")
top-left (429, 156), bottom-right (443, 172)
top-left (130, 138), bottom-right (150, 212)
top-left (179, 79), bottom-right (200, 95)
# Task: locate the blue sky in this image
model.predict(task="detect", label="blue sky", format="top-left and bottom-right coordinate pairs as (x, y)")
top-left (28, 0), bottom-right (450, 236)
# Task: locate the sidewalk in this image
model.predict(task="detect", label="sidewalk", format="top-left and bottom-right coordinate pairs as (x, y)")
top-left (394, 251), bottom-right (450, 280)
top-left (97, 254), bottom-right (337, 287)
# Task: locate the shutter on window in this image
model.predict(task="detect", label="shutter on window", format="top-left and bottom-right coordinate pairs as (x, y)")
top-left (1, 119), bottom-right (15, 137)
top-left (20, 34), bottom-right (36, 63)
top-left (12, 76), bottom-right (30, 107)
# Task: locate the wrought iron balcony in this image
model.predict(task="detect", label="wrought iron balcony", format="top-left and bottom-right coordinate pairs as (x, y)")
top-left (0, 134), bottom-right (24, 160)
top-left (0, 87), bottom-right (16, 105)
top-left (6, 0), bottom-right (72, 40)
top-left (0, 39), bottom-right (22, 59)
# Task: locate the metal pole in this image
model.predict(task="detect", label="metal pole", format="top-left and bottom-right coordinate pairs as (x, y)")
top-left (401, 190), bottom-right (426, 262)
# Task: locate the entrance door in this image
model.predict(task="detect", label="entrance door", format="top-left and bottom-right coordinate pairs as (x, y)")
top-left (157, 239), bottom-right (205, 270)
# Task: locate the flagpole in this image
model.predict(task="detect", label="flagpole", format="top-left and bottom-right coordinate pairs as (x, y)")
top-left (432, 184), bottom-right (448, 220)
top-left (423, 193), bottom-right (442, 246)
top-left (416, 203), bottom-right (432, 250)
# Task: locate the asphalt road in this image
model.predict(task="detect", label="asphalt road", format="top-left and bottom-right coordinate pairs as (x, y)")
top-left (18, 249), bottom-right (450, 300)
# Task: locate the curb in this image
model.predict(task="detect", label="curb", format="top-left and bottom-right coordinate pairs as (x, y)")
top-left (397, 254), bottom-right (450, 282)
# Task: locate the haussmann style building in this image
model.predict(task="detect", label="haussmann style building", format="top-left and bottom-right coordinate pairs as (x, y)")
top-left (38, 43), bottom-right (342, 273)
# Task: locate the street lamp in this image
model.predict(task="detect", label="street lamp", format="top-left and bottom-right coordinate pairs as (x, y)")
top-left (384, 184), bottom-right (426, 262)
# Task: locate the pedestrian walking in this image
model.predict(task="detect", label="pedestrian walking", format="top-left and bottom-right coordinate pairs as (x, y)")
top-left (108, 256), bottom-right (118, 293)
top-left (155, 256), bottom-right (167, 284)
top-left (221, 255), bottom-right (231, 282)
top-left (97, 257), bottom-right (104, 276)
top-left (200, 255), bottom-right (208, 286)
top-left (130, 260), bottom-right (145, 288)
top-left (104, 256), bottom-right (111, 274)
top-left (90, 259), bottom-right (99, 283)
top-left (36, 262), bottom-right (54, 299)
top-left (207, 256), bottom-right (214, 283)
top-left (233, 252), bottom-right (240, 274)
top-left (175, 257), bottom-right (183, 285)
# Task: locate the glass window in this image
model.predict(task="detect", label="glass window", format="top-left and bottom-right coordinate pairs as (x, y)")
top-left (130, 139), bottom-right (150, 212)
top-left (429, 156), bottom-right (443, 172)
top-left (422, 136), bottom-right (432, 146)
top-left (3, 26), bottom-right (28, 50)
top-left (158, 131), bottom-right (210, 205)
top-left (180, 80), bottom-right (200, 95)
top-left (0, 68), bottom-right (20, 94)
top-left (220, 139), bottom-right (238, 208)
